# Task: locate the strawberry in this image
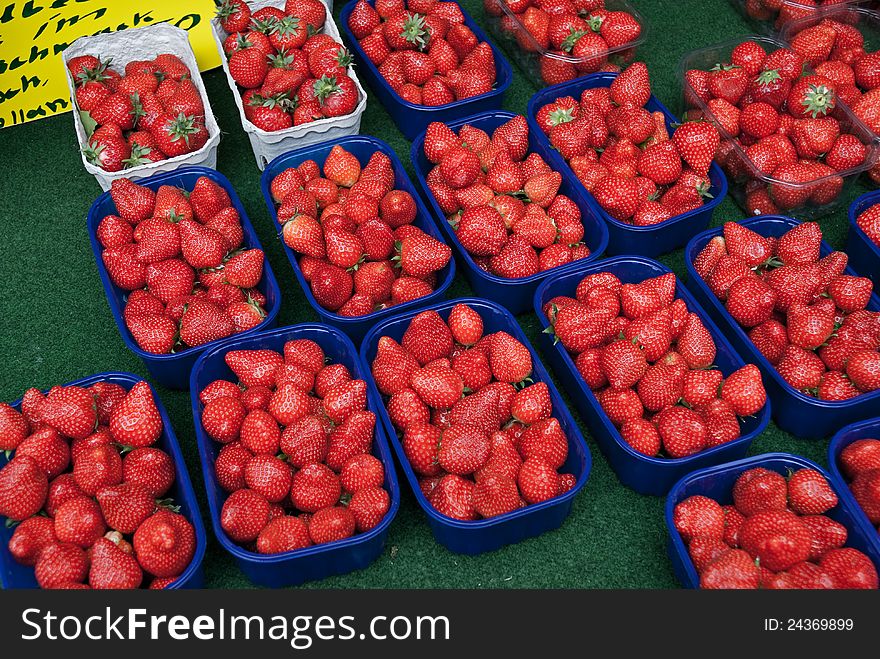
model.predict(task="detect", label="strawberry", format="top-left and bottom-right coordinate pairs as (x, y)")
top-left (430, 474), bottom-right (476, 520)
top-left (402, 310), bottom-right (454, 365)
top-left (73, 444), bottom-right (122, 496)
top-left (801, 514), bottom-right (847, 562)
top-left (472, 475), bottom-right (520, 519)
top-left (739, 509), bottom-right (812, 571)
top-left (54, 496), bottom-right (106, 548)
top-left (255, 516), bottom-right (311, 554)
top-left (109, 381), bottom-right (162, 448)
top-left (517, 457), bottom-right (561, 504)
top-left (403, 423), bottom-right (442, 476)
top-left (850, 469), bottom-right (880, 524)
top-left (309, 506), bottom-right (356, 544)
top-left (240, 409), bottom-right (281, 455)
top-left (94, 482), bottom-right (156, 535)
top-left (226, 349), bottom-right (284, 388)
top-left (700, 549), bottom-right (760, 589)
top-left (677, 314), bottom-right (717, 369)
top-left (601, 339), bottom-right (647, 390)
top-left (88, 535), bottom-right (143, 589)
top-left (656, 406), bottom-right (707, 458)
top-left (733, 468), bottom-right (787, 516)
top-left (411, 365), bottom-right (464, 409)
top-left (8, 516), bottom-right (57, 566)
top-left (133, 509), bottom-right (196, 577)
top-left (778, 345), bottom-right (825, 390)
top-left (609, 61), bottom-right (650, 107)
top-left (682, 369), bottom-right (723, 408)
top-left (123, 447), bottom-right (175, 498)
top-left (290, 463), bottom-right (342, 513)
top-left (40, 386), bottom-right (97, 441)
top-left (787, 468), bottom-right (838, 515)
top-left (220, 488), bottom-right (270, 543)
top-left (518, 417), bottom-right (568, 469)
top-left (672, 121), bottom-right (719, 176)
top-left (14, 427), bottom-right (69, 479)
top-left (673, 494), bottom-right (725, 542)
top-left (489, 331), bottom-right (532, 383)
top-left (447, 303), bottom-right (483, 346)
top-left (819, 548), bottom-right (879, 589)
top-left (840, 439), bottom-right (880, 479)
top-left (437, 424), bottom-right (490, 475)
top-left (34, 542), bottom-right (89, 589)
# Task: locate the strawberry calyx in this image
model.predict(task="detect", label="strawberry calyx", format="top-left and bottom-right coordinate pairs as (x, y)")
top-left (312, 75), bottom-right (342, 104)
top-left (75, 57), bottom-right (113, 86)
top-left (549, 106), bottom-right (577, 126)
top-left (82, 141), bottom-right (108, 166)
top-left (561, 28), bottom-right (588, 53)
top-left (122, 143), bottom-right (155, 168)
top-left (799, 83), bottom-right (836, 118)
top-left (157, 497), bottom-right (181, 513)
top-left (250, 15), bottom-right (279, 35)
top-left (163, 112), bottom-right (202, 146)
top-left (271, 15), bottom-right (302, 37)
top-left (754, 68), bottom-right (781, 87)
top-left (269, 50), bottom-right (295, 69)
top-left (399, 12), bottom-right (429, 49)
top-left (710, 62), bottom-right (741, 72)
top-left (216, 0), bottom-right (241, 21)
top-left (587, 14), bottom-right (605, 32)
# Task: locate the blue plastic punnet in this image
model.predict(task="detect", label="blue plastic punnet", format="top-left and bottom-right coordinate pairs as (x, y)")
top-left (847, 190), bottom-right (880, 284)
top-left (532, 255), bottom-right (770, 496)
top-left (338, 0), bottom-right (513, 140)
top-left (665, 453), bottom-right (880, 588)
top-left (828, 418), bottom-right (880, 559)
top-left (189, 323), bottom-right (400, 587)
top-left (409, 110), bottom-right (609, 315)
top-left (1, 372), bottom-right (207, 589)
top-left (86, 166), bottom-right (282, 390)
top-left (684, 215), bottom-right (880, 439)
top-left (260, 135), bottom-right (455, 344)
top-left (410, 110), bottom-right (608, 314)
top-left (526, 73), bottom-right (728, 257)
top-left (359, 297), bottom-right (591, 555)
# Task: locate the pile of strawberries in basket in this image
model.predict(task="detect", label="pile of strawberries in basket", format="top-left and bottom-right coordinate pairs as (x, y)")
top-left (542, 271), bottom-right (767, 459)
top-left (855, 200), bottom-right (880, 248)
top-left (217, 0), bottom-right (360, 130)
top-left (693, 221), bottom-right (879, 400)
top-left (270, 145), bottom-right (451, 315)
top-left (0, 380), bottom-right (197, 589)
top-left (421, 116), bottom-right (596, 277)
top-left (742, 0), bottom-right (859, 31)
top-left (347, 0), bottom-right (499, 105)
top-left (787, 16), bottom-right (880, 183)
top-left (98, 176), bottom-right (269, 354)
top-left (838, 438), bottom-right (880, 538)
top-left (199, 341), bottom-right (391, 552)
top-left (674, 467), bottom-right (878, 589)
top-left (372, 304), bottom-right (577, 520)
top-left (684, 41), bottom-right (870, 214)
top-left (68, 53), bottom-right (208, 172)
top-left (484, 0), bottom-right (641, 85)
top-left (535, 63), bottom-right (721, 225)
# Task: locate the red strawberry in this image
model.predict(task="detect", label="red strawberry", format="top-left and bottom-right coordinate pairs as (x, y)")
top-left (489, 331), bottom-right (532, 383)
top-left (473, 475), bottom-right (520, 519)
top-left (733, 468), bottom-right (788, 516)
top-left (40, 386), bottom-right (97, 441)
top-left (96, 482), bottom-right (157, 534)
top-left (819, 548), bottom-right (879, 589)
top-left (840, 439), bottom-right (880, 479)
top-left (73, 444), bottom-right (123, 496)
top-left (517, 457), bottom-right (561, 504)
top-left (54, 496), bottom-right (106, 548)
top-left (256, 516), bottom-right (311, 554)
top-left (220, 488), bottom-right (270, 543)
top-left (88, 535), bottom-right (143, 589)
top-left (133, 509), bottom-right (196, 577)
top-left (348, 486), bottom-right (390, 531)
top-left (8, 515), bottom-right (57, 566)
top-left (740, 509), bottom-right (811, 571)
top-left (430, 474), bottom-right (476, 520)
top-left (601, 339), bottom-right (647, 390)
top-left (677, 313), bottom-right (716, 369)
top-left (801, 515), bottom-right (847, 561)
top-left (720, 364), bottom-right (766, 416)
top-left (309, 506), bottom-right (356, 544)
top-left (402, 310), bottom-right (454, 365)
top-left (517, 417), bottom-right (568, 469)
top-left (109, 381), bottom-right (162, 448)
top-left (700, 549), bottom-right (760, 589)
top-left (619, 418), bottom-right (661, 456)
top-left (657, 405), bottom-right (707, 458)
top-left (34, 542), bottom-right (89, 589)
top-left (122, 447), bottom-right (175, 498)
top-left (402, 423), bottom-right (442, 476)
top-left (787, 468), bottom-right (838, 515)
top-left (673, 495), bottom-right (725, 542)
top-left (225, 349), bottom-right (284, 388)
top-left (437, 424), bottom-right (490, 475)
top-left (290, 463), bottom-right (341, 513)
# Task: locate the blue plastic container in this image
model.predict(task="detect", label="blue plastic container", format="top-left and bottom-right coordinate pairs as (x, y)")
top-left (684, 215), bottom-right (880, 439)
top-left (189, 323), bottom-right (400, 587)
top-left (532, 255), bottom-right (771, 496)
top-left (87, 166), bottom-right (282, 390)
top-left (526, 73), bottom-right (728, 257)
top-left (665, 453), bottom-right (880, 589)
top-left (1, 372), bottom-right (207, 589)
top-left (828, 418), bottom-right (880, 558)
top-left (260, 136), bottom-right (455, 344)
top-left (410, 110), bottom-right (610, 315)
top-left (359, 297), bottom-right (592, 555)
top-left (847, 190), bottom-right (880, 284)
top-left (338, 0), bottom-right (513, 141)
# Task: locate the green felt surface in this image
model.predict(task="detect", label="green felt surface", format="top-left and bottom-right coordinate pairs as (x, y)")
top-left (0, 0), bottom-right (867, 589)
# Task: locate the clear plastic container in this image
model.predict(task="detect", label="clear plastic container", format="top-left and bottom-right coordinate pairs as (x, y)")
top-left (733, 0), bottom-right (870, 33)
top-left (211, 0), bottom-right (368, 170)
top-left (62, 23), bottom-right (221, 191)
top-left (678, 35), bottom-right (879, 219)
top-left (482, 0), bottom-right (647, 88)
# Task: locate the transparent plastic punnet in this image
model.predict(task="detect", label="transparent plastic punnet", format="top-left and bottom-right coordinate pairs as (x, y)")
top-left (678, 34), bottom-right (879, 219)
top-left (482, 0), bottom-right (647, 88)
top-left (733, 0), bottom-right (870, 33)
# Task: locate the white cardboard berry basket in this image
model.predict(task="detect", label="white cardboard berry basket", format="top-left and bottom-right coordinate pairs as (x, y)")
top-left (62, 23), bottom-right (221, 192)
top-left (211, 0), bottom-right (367, 170)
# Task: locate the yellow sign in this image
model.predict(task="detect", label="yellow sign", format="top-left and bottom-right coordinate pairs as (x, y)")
top-left (0, 0), bottom-right (221, 128)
